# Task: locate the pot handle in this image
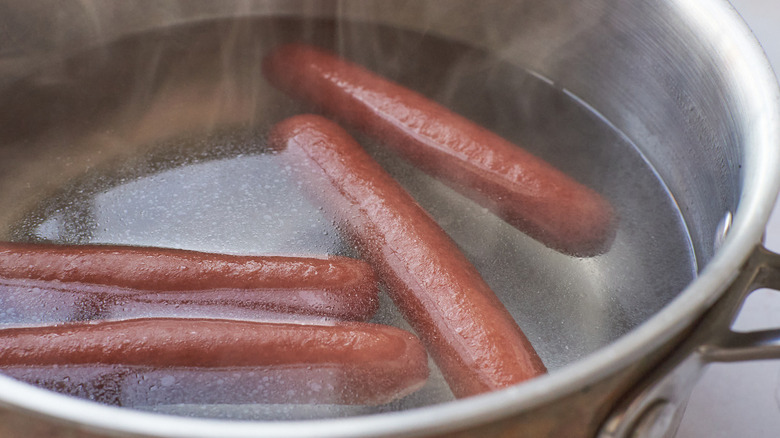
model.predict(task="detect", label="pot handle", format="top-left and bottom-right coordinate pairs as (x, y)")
top-left (698, 245), bottom-right (780, 362)
top-left (597, 244), bottom-right (780, 438)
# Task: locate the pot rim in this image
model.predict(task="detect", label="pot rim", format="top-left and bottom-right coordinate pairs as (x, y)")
top-left (1, 1), bottom-right (779, 437)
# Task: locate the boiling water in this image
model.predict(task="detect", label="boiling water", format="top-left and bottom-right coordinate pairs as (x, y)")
top-left (0, 18), bottom-right (695, 419)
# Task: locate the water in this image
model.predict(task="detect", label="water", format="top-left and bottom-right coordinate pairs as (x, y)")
top-left (0, 17), bottom-right (696, 419)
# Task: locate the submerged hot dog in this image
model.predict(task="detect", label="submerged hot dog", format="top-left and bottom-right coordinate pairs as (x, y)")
top-left (0, 242), bottom-right (378, 321)
top-left (0, 318), bottom-right (428, 405)
top-left (263, 43), bottom-right (616, 256)
top-left (270, 115), bottom-right (546, 398)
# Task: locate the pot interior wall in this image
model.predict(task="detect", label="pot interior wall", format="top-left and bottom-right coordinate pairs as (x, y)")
top-left (0, 0), bottom-right (747, 422)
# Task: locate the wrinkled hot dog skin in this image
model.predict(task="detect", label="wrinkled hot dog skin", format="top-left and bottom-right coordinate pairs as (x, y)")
top-left (270, 115), bottom-right (546, 398)
top-left (0, 242), bottom-right (378, 321)
top-left (263, 43), bottom-right (616, 257)
top-left (0, 318), bottom-right (428, 405)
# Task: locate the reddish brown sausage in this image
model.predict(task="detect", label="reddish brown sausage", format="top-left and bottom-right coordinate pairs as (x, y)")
top-left (263, 43), bottom-right (616, 256)
top-left (0, 242), bottom-right (378, 321)
top-left (0, 318), bottom-right (428, 405)
top-left (270, 115), bottom-right (546, 398)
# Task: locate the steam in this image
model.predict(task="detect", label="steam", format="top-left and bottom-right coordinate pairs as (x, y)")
top-left (0, 10), bottom-right (695, 421)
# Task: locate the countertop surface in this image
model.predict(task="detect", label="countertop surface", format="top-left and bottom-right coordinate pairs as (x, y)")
top-left (676, 1), bottom-right (780, 436)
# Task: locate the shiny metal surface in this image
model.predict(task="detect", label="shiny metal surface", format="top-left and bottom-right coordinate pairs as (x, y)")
top-left (600, 246), bottom-right (780, 438)
top-left (0, 0), bottom-right (779, 437)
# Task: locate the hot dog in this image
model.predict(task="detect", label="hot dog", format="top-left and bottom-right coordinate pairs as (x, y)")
top-left (0, 318), bottom-right (428, 405)
top-left (263, 43), bottom-right (616, 256)
top-left (0, 242), bottom-right (378, 321)
top-left (270, 115), bottom-right (546, 398)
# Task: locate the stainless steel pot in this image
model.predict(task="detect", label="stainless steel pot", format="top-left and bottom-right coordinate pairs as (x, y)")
top-left (0, 1), bottom-right (779, 437)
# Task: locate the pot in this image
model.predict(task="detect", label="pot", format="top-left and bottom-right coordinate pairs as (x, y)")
top-left (0, 1), bottom-right (779, 437)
